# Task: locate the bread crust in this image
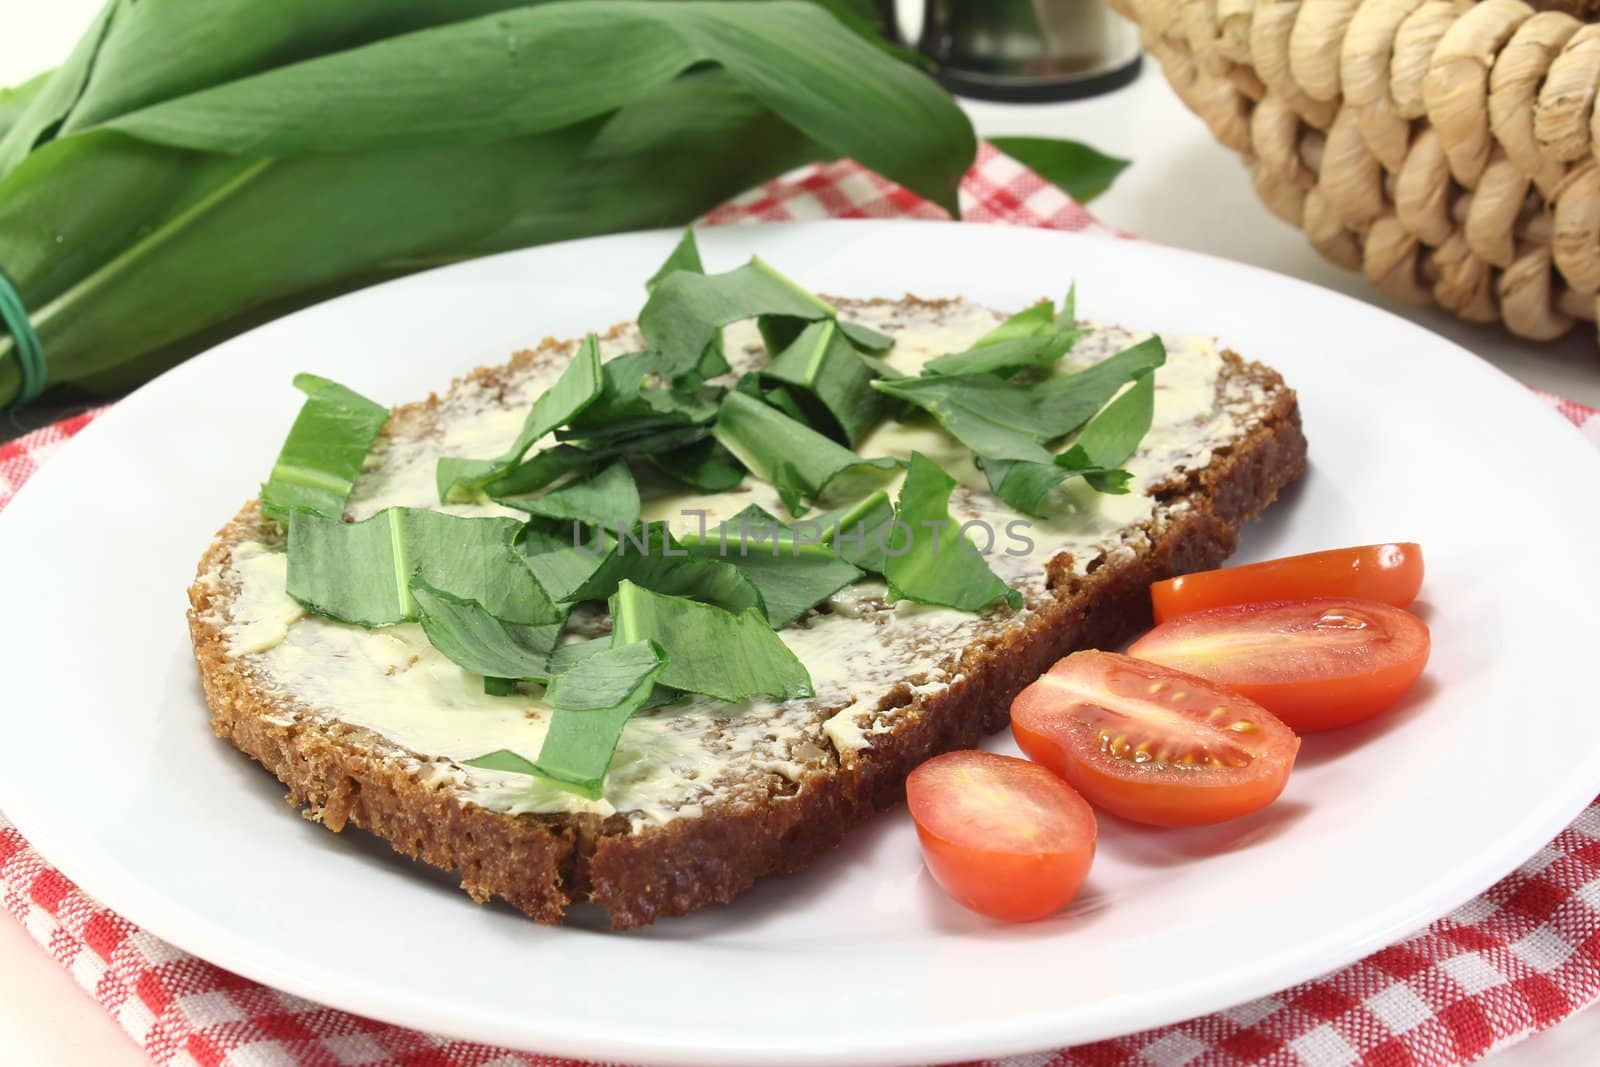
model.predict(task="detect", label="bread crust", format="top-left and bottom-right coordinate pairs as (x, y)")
top-left (187, 309), bottom-right (1307, 930)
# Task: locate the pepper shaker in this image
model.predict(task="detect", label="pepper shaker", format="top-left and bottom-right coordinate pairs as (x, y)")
top-left (884, 0), bottom-right (1143, 102)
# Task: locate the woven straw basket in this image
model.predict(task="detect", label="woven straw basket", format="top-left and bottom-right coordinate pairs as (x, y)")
top-left (1110, 0), bottom-right (1600, 341)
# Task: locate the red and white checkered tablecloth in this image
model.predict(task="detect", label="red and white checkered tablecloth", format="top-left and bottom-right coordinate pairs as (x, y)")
top-left (4, 142), bottom-right (1600, 1067)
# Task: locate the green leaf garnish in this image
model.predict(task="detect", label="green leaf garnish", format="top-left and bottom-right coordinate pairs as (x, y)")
top-left (648, 437), bottom-right (745, 492)
top-left (1056, 371), bottom-right (1156, 494)
top-left (964, 340), bottom-right (1166, 514)
top-left (610, 580), bottom-right (812, 702)
top-left (533, 639), bottom-right (670, 797)
top-left (575, 423), bottom-right (713, 461)
top-left (564, 351), bottom-right (719, 438)
top-left (510, 458), bottom-right (640, 530)
top-left (644, 229), bottom-right (725, 376)
top-left (259, 374), bottom-right (388, 523)
top-left (837, 319), bottom-right (896, 353)
top-left (1036, 335), bottom-right (1166, 431)
top-left (410, 577), bottom-right (564, 683)
top-left (436, 334), bottom-right (603, 503)
top-left (480, 444), bottom-right (593, 503)
top-left (972, 348), bottom-right (1164, 515)
top-left (869, 374), bottom-right (1057, 463)
top-left (713, 389), bottom-right (899, 516)
top-left (462, 749), bottom-right (541, 776)
top-left (979, 459), bottom-right (1073, 517)
top-left (564, 523), bottom-right (765, 616)
top-left (971, 299), bottom-right (1056, 346)
top-left (814, 490), bottom-right (896, 573)
top-left (286, 507), bottom-right (559, 627)
top-left (548, 636), bottom-right (612, 677)
top-left (646, 228), bottom-right (706, 292)
top-left (464, 640), bottom-right (668, 799)
top-left (873, 336), bottom-right (1166, 468)
top-left (680, 505), bottom-right (864, 628)
top-left (761, 319), bottom-right (890, 446)
top-left (883, 453), bottom-right (1020, 612)
top-left (639, 256), bottom-right (834, 379)
top-left (743, 373), bottom-right (812, 425)
top-left (515, 523), bottom-right (611, 604)
top-left (921, 328), bottom-right (1085, 378)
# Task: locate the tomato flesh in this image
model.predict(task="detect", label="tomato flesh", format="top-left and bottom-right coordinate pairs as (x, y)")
top-left (1127, 598), bottom-right (1430, 732)
top-left (1152, 543), bottom-right (1423, 623)
top-left (906, 751), bottom-right (1096, 921)
top-left (1010, 651), bottom-right (1299, 827)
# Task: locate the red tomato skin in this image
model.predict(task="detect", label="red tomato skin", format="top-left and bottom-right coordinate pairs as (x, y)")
top-left (907, 752), bottom-right (1096, 922)
top-left (912, 825), bottom-right (1093, 922)
top-left (1212, 657), bottom-right (1427, 732)
top-left (1152, 543), bottom-right (1424, 623)
top-left (1013, 720), bottom-right (1294, 827)
top-left (1011, 652), bottom-right (1300, 828)
top-left (1128, 598), bottom-right (1431, 732)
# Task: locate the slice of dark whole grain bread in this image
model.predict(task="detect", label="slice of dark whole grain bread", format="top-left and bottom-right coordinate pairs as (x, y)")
top-left (187, 296), bottom-right (1307, 929)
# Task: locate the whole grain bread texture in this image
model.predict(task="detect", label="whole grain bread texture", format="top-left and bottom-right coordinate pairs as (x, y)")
top-left (187, 297), bottom-right (1307, 929)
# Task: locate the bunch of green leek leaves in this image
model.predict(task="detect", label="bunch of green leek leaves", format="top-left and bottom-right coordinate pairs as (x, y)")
top-left (0, 0), bottom-right (991, 408)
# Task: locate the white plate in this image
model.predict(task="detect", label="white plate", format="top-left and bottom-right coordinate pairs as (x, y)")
top-left (2, 221), bottom-right (1598, 1066)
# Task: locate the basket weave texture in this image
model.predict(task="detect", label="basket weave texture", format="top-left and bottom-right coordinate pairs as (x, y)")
top-left (1113, 0), bottom-right (1600, 341)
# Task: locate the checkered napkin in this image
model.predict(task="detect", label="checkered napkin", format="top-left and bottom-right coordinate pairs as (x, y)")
top-left (4, 142), bottom-right (1600, 1067)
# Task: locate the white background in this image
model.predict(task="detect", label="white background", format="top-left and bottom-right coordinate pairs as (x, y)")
top-left (0, 3), bottom-right (1594, 1065)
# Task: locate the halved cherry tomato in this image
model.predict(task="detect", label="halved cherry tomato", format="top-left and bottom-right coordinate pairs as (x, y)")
top-left (906, 750), bottom-right (1096, 921)
top-left (1127, 598), bottom-right (1430, 732)
top-left (1152, 543), bottom-right (1423, 623)
top-left (1011, 651), bottom-right (1299, 827)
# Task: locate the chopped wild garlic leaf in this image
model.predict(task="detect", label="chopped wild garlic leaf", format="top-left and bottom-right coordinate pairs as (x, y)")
top-left (286, 507), bottom-right (560, 627)
top-left (436, 334), bottom-right (603, 503)
top-left (837, 318), bottom-right (896, 352)
top-left (410, 577), bottom-right (565, 682)
top-left (260, 374), bottom-right (388, 523)
top-left (1056, 370), bottom-right (1157, 494)
top-left (508, 457), bottom-right (640, 529)
top-left (874, 336), bottom-right (1166, 504)
top-left (971, 298), bottom-right (1056, 346)
top-left (480, 444), bottom-right (592, 504)
top-left (563, 522), bottom-right (766, 616)
top-left (973, 340), bottom-right (1166, 514)
top-left (638, 256), bottom-right (834, 380)
top-left (712, 389), bottom-right (899, 516)
top-left (871, 374), bottom-right (1057, 463)
top-left (562, 351), bottom-right (719, 440)
top-left (920, 327), bottom-right (1085, 378)
top-left (760, 318), bottom-right (890, 446)
top-left (532, 639), bottom-right (669, 798)
top-left (644, 229), bottom-right (725, 375)
top-left (646, 228), bottom-right (707, 293)
top-left (515, 522), bottom-right (611, 603)
top-left (648, 436), bottom-right (745, 492)
top-left (679, 505), bottom-right (864, 628)
top-left (883, 453), bottom-right (1021, 612)
top-left (464, 639), bottom-right (667, 799)
top-left (610, 580), bottom-right (812, 702)
top-left (814, 490), bottom-right (897, 573)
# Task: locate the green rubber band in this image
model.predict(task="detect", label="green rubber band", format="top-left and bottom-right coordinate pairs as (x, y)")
top-left (0, 268), bottom-right (44, 408)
